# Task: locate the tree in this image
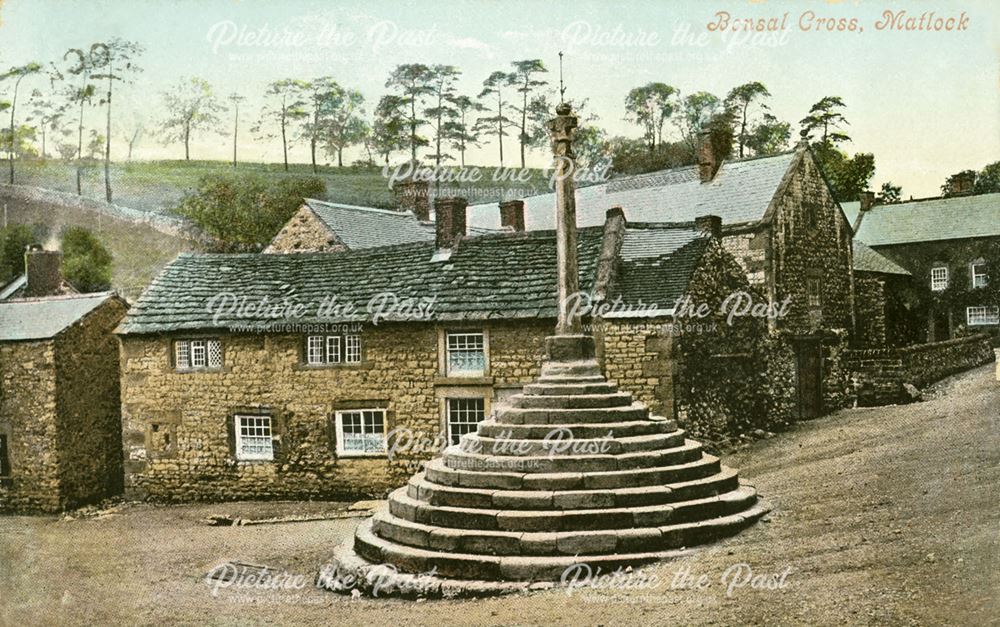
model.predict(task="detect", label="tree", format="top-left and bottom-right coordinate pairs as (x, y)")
top-left (876, 181), bottom-right (902, 205)
top-left (447, 95), bottom-right (485, 167)
top-left (27, 93), bottom-right (67, 159)
top-left (58, 48), bottom-right (99, 194)
top-left (385, 64), bottom-right (434, 163)
top-left (60, 226), bottom-right (112, 292)
top-left (724, 81), bottom-right (771, 158)
top-left (0, 224), bottom-right (40, 285)
top-left (509, 59), bottom-right (548, 168)
top-left (312, 81), bottom-right (365, 168)
top-left (86, 130), bottom-right (105, 159)
top-left (423, 65), bottom-right (461, 168)
top-left (475, 70), bottom-right (516, 166)
top-left (677, 91), bottom-right (721, 156)
top-left (159, 77), bottom-right (223, 160)
top-left (0, 125), bottom-right (39, 160)
top-left (624, 82), bottom-right (678, 152)
top-left (227, 92), bottom-right (244, 168)
top-left (799, 96), bottom-right (851, 147)
top-left (119, 120), bottom-right (143, 162)
top-left (90, 38), bottom-right (144, 201)
top-left (371, 95), bottom-right (408, 165)
top-left (299, 77), bottom-right (338, 173)
top-left (254, 79), bottom-right (308, 172)
top-left (173, 172), bottom-right (326, 251)
top-left (975, 161), bottom-right (1000, 194)
top-left (744, 112), bottom-right (790, 156)
top-left (1, 62), bottom-right (43, 183)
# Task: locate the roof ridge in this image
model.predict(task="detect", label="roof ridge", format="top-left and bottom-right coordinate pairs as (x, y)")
top-left (870, 191), bottom-right (1000, 209)
top-left (306, 198), bottom-right (414, 217)
top-left (1, 291), bottom-right (114, 305)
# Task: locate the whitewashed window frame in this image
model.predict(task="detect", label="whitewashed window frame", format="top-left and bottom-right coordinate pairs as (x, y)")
top-left (305, 335), bottom-right (361, 365)
top-left (175, 339), bottom-right (222, 371)
top-left (971, 262), bottom-right (988, 289)
top-left (446, 332), bottom-right (486, 377)
top-left (345, 335), bottom-right (361, 363)
top-left (931, 267), bottom-right (949, 291)
top-left (334, 409), bottom-right (386, 457)
top-left (234, 414), bottom-right (274, 461)
top-left (967, 306), bottom-right (999, 326)
top-left (446, 397), bottom-right (485, 445)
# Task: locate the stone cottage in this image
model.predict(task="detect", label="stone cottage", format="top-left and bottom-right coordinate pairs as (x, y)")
top-left (0, 251), bottom-right (128, 512)
top-left (468, 140), bottom-right (858, 420)
top-left (117, 201), bottom-right (764, 502)
top-left (843, 191), bottom-right (1000, 343)
top-left (852, 238), bottom-right (913, 347)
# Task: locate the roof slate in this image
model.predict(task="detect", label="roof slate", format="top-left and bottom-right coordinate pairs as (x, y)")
top-left (305, 199), bottom-right (434, 249)
top-left (0, 292), bottom-right (116, 341)
top-left (466, 151), bottom-right (798, 231)
top-left (119, 224), bottom-right (708, 335)
top-left (852, 241), bottom-right (911, 276)
top-left (851, 193), bottom-right (1000, 246)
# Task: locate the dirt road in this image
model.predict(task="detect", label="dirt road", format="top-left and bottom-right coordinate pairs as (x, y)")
top-left (1, 362), bottom-right (997, 626)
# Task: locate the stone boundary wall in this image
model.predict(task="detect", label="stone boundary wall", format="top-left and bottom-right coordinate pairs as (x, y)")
top-left (846, 334), bottom-right (995, 406)
top-left (0, 184), bottom-right (195, 239)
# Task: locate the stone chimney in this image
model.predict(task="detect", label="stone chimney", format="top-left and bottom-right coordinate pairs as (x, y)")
top-left (499, 199), bottom-right (525, 232)
top-left (860, 191), bottom-right (875, 211)
top-left (697, 130), bottom-right (717, 183)
top-left (23, 246), bottom-right (64, 298)
top-left (434, 197), bottom-right (467, 249)
top-left (951, 171), bottom-right (976, 196)
top-left (394, 179), bottom-right (431, 221)
top-left (694, 214), bottom-right (722, 239)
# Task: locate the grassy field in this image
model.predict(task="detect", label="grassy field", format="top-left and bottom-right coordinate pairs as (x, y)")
top-left (12, 159), bottom-right (554, 214)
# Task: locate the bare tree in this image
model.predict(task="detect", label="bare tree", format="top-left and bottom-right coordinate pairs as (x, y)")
top-left (1, 62), bottom-right (43, 184)
top-left (159, 76), bottom-right (223, 160)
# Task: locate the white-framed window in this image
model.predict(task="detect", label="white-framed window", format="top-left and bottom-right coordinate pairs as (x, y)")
top-left (446, 332), bottom-right (486, 376)
top-left (446, 398), bottom-right (485, 445)
top-left (234, 414), bottom-right (274, 461)
top-left (306, 335), bottom-right (361, 365)
top-left (807, 278), bottom-right (822, 308)
top-left (930, 266), bottom-right (949, 291)
top-left (967, 306), bottom-right (999, 326)
top-left (175, 339), bottom-right (222, 371)
top-left (971, 262), bottom-right (988, 289)
top-left (335, 409), bottom-right (386, 456)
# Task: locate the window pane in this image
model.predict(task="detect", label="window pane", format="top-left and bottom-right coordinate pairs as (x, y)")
top-left (191, 340), bottom-right (207, 367)
top-left (307, 336), bottom-right (324, 364)
top-left (327, 336), bottom-right (341, 363)
top-left (447, 398), bottom-right (485, 445)
top-left (207, 340), bottom-right (223, 368)
top-left (175, 341), bottom-right (190, 369)
top-left (447, 332), bottom-right (485, 375)
top-left (338, 409), bottom-right (385, 454)
top-left (235, 415), bottom-right (273, 461)
top-left (345, 335), bottom-right (361, 363)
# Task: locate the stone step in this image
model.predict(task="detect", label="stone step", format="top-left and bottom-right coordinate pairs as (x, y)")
top-left (522, 381), bottom-right (619, 396)
top-left (372, 491), bottom-right (762, 560)
top-left (476, 417), bottom-right (677, 440)
top-left (423, 453), bottom-right (721, 491)
top-left (535, 374), bottom-right (608, 385)
top-left (508, 392), bottom-right (634, 410)
top-left (386, 485), bottom-right (758, 533)
top-left (493, 403), bottom-right (650, 425)
top-left (458, 429), bottom-right (686, 457)
top-left (539, 360), bottom-right (603, 378)
top-left (406, 467), bottom-right (740, 510)
top-left (443, 439), bottom-right (704, 474)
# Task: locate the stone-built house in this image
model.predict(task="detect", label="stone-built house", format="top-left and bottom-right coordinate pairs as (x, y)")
top-left (0, 245), bottom-right (78, 300)
top-left (844, 191), bottom-right (1000, 343)
top-left (0, 249), bottom-right (128, 512)
top-left (116, 200), bottom-right (765, 502)
top-left (469, 141), bottom-right (858, 420)
top-left (852, 239), bottom-right (913, 347)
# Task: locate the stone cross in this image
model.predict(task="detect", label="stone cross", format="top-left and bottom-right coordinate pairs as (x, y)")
top-left (547, 102), bottom-right (581, 335)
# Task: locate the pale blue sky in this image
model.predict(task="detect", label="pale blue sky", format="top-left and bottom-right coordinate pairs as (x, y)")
top-left (1, 0), bottom-right (997, 197)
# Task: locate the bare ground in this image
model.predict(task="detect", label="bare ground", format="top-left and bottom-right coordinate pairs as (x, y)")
top-left (1, 362), bottom-right (998, 626)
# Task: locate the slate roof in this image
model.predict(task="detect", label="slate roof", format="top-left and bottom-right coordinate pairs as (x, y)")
top-left (849, 193), bottom-right (1000, 246)
top-left (852, 241), bottom-right (911, 276)
top-left (305, 199), bottom-right (434, 249)
top-left (467, 150), bottom-right (799, 231)
top-left (0, 292), bottom-right (116, 341)
top-left (118, 223), bottom-right (709, 334)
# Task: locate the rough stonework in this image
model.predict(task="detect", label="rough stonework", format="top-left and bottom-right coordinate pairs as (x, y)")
top-left (0, 294), bottom-right (128, 513)
top-left (264, 204), bottom-right (347, 254)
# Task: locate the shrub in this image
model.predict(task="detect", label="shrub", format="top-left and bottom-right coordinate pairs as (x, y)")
top-left (61, 226), bottom-right (113, 292)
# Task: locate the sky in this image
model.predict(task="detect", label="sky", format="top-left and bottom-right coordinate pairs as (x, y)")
top-left (0, 0), bottom-right (998, 198)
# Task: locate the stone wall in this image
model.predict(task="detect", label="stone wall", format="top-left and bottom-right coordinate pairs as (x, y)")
top-left (264, 205), bottom-right (347, 254)
top-left (597, 318), bottom-right (675, 417)
top-left (855, 274), bottom-right (888, 346)
top-left (0, 339), bottom-right (61, 513)
top-left (54, 297), bottom-right (129, 508)
top-left (845, 334), bottom-right (995, 406)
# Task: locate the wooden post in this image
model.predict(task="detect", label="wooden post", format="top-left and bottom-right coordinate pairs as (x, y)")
top-left (547, 102), bottom-right (581, 336)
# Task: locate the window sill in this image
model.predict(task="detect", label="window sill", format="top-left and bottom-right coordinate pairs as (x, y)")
top-left (435, 375), bottom-right (494, 386)
top-left (294, 361), bottom-right (371, 371)
top-left (336, 452), bottom-right (386, 459)
top-left (174, 367), bottom-right (229, 374)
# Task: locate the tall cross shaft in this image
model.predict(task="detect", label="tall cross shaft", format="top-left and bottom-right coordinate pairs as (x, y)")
top-left (547, 103), bottom-right (581, 335)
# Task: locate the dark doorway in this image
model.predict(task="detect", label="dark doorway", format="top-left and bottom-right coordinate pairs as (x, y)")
top-left (932, 310), bottom-right (951, 343)
top-left (795, 339), bottom-right (823, 420)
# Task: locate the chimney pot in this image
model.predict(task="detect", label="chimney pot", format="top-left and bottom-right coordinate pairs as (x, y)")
top-left (499, 199), bottom-right (525, 232)
top-left (694, 214), bottom-right (722, 239)
top-left (697, 130), bottom-right (716, 183)
top-left (860, 191), bottom-right (875, 211)
top-left (394, 179), bottom-right (431, 221)
top-left (434, 197), bottom-right (468, 249)
top-left (24, 248), bottom-right (63, 297)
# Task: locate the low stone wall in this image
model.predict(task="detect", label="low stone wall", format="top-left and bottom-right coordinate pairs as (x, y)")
top-left (846, 334), bottom-right (995, 406)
